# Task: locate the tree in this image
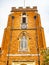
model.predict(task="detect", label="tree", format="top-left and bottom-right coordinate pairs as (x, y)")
top-left (41, 48), bottom-right (49, 65)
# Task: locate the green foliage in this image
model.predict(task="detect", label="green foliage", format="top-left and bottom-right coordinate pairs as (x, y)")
top-left (41, 48), bottom-right (49, 65)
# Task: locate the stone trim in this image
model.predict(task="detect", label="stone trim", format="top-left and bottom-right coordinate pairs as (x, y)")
top-left (7, 54), bottom-right (40, 56)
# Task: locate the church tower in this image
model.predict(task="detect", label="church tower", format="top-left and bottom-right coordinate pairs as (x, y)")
top-left (0, 6), bottom-right (46, 65)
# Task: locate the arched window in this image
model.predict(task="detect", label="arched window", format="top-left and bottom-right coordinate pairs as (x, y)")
top-left (21, 12), bottom-right (27, 29)
top-left (20, 35), bottom-right (28, 51)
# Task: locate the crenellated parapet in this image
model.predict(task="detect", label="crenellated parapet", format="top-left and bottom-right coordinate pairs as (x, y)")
top-left (11, 6), bottom-right (38, 12)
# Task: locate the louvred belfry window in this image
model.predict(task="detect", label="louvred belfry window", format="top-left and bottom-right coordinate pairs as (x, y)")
top-left (21, 13), bottom-right (27, 29)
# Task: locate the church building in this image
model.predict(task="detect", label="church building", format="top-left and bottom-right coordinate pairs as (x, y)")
top-left (0, 6), bottom-right (46, 65)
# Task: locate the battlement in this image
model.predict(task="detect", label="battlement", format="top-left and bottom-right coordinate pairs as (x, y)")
top-left (11, 6), bottom-right (38, 12)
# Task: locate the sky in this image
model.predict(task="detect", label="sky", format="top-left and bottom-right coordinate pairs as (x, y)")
top-left (0, 0), bottom-right (49, 47)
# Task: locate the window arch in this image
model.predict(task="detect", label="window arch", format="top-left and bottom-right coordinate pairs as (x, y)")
top-left (22, 12), bottom-right (26, 15)
top-left (18, 31), bottom-right (31, 51)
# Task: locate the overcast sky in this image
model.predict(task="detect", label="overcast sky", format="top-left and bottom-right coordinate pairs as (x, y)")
top-left (0, 0), bottom-right (49, 47)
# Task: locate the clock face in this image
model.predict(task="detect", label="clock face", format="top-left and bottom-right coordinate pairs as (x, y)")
top-left (21, 23), bottom-right (27, 29)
